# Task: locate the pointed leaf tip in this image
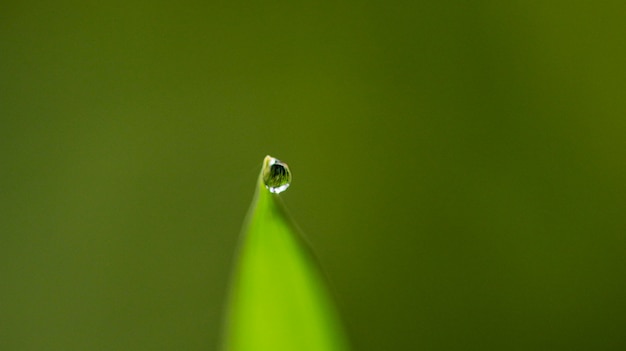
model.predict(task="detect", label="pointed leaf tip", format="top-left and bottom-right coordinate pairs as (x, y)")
top-left (222, 156), bottom-right (349, 351)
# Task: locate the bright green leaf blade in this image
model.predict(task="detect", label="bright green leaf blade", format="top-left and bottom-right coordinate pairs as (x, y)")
top-left (222, 156), bottom-right (349, 351)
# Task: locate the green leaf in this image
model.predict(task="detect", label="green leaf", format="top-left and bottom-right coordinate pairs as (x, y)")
top-left (222, 156), bottom-right (350, 351)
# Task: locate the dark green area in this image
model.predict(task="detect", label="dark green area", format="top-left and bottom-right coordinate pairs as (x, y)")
top-left (1, 1), bottom-right (625, 350)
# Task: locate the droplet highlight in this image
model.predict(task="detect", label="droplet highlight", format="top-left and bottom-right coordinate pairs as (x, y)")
top-left (262, 155), bottom-right (292, 194)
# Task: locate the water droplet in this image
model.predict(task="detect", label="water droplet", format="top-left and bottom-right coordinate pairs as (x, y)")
top-left (262, 155), bottom-right (292, 194)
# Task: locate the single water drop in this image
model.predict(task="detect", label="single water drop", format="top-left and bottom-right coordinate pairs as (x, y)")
top-left (262, 155), bottom-right (292, 194)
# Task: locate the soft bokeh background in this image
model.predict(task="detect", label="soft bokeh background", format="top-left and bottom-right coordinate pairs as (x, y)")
top-left (2, 1), bottom-right (625, 350)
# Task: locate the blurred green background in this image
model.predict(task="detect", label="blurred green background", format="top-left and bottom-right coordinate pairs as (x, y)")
top-left (2, 1), bottom-right (625, 350)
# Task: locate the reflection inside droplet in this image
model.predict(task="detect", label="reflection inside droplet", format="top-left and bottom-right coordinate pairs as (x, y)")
top-left (263, 156), bottom-right (292, 194)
